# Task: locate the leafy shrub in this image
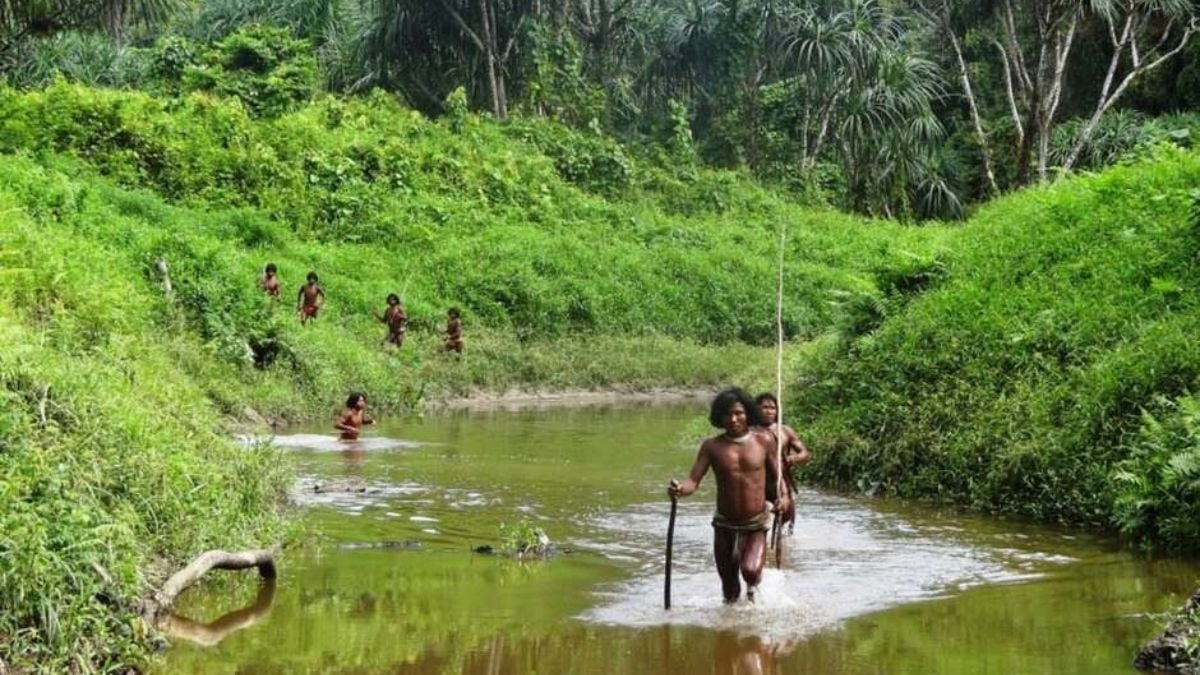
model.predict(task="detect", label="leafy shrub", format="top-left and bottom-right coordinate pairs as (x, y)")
top-left (505, 117), bottom-right (632, 196)
top-left (499, 520), bottom-right (550, 558)
top-left (1112, 395), bottom-right (1200, 550)
top-left (1051, 110), bottom-right (1199, 171)
top-left (181, 25), bottom-right (317, 117)
top-left (2, 31), bottom-right (150, 89)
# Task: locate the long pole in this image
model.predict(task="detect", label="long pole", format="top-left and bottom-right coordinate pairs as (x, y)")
top-left (772, 220), bottom-right (786, 568)
top-left (664, 496), bottom-right (678, 610)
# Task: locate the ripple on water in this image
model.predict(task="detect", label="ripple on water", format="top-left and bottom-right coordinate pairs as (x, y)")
top-left (580, 489), bottom-right (1076, 643)
top-left (290, 475), bottom-right (428, 511)
top-left (238, 433), bottom-right (423, 453)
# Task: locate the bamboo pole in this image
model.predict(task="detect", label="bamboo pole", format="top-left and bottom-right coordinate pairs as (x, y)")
top-left (772, 220), bottom-right (786, 567)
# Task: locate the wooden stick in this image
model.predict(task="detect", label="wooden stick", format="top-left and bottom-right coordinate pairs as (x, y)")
top-left (664, 496), bottom-right (678, 610)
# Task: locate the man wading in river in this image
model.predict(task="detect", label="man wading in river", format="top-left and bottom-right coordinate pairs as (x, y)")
top-left (668, 388), bottom-right (790, 603)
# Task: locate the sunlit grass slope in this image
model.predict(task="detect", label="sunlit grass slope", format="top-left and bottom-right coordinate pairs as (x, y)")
top-left (0, 82), bottom-right (948, 413)
top-left (797, 147), bottom-right (1200, 550)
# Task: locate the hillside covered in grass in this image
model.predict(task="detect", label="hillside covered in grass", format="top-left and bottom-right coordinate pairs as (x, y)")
top-left (0, 82), bottom-right (945, 670)
top-left (0, 82), bottom-right (947, 415)
top-left (795, 146), bottom-right (1200, 550)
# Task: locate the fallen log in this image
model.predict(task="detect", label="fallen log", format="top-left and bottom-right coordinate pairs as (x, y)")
top-left (143, 548), bottom-right (277, 620)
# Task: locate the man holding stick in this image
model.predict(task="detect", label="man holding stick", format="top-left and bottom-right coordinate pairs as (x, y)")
top-left (667, 388), bottom-right (790, 604)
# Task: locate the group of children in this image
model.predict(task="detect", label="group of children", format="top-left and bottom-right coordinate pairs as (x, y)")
top-left (258, 263), bottom-right (464, 354)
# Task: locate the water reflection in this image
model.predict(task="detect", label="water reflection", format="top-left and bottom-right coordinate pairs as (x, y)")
top-left (340, 445), bottom-right (366, 468)
top-left (161, 404), bottom-right (1200, 674)
top-left (713, 631), bottom-right (797, 675)
top-left (160, 581), bottom-right (276, 648)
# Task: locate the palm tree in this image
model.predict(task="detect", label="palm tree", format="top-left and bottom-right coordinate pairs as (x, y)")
top-left (355, 0), bottom-right (535, 117)
top-left (764, 0), bottom-right (956, 218)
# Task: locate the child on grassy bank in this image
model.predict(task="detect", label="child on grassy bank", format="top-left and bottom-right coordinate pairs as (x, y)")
top-left (375, 294), bottom-right (408, 349)
top-left (297, 272), bottom-right (325, 324)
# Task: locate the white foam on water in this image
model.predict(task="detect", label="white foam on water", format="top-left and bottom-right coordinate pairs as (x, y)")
top-left (580, 489), bottom-right (1076, 643)
top-left (239, 433), bottom-right (422, 453)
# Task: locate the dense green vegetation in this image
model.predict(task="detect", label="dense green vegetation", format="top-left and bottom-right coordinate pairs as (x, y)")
top-left (0, 79), bottom-right (944, 670)
top-left (2, 0), bottom-right (1199, 668)
top-left (3, 0), bottom-right (1198, 219)
top-left (795, 146), bottom-right (1200, 550)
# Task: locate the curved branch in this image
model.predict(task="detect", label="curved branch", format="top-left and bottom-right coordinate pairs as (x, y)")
top-left (147, 548), bottom-right (278, 618)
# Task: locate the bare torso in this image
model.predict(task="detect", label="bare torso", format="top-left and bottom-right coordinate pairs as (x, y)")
top-left (300, 284), bottom-right (322, 308)
top-left (336, 408), bottom-right (369, 440)
top-left (701, 432), bottom-right (774, 522)
top-left (385, 305), bottom-right (407, 332)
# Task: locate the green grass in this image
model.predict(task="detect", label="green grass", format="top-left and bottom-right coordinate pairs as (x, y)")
top-left (795, 145), bottom-right (1200, 549)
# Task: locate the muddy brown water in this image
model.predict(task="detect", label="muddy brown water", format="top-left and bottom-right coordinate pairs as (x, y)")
top-left (158, 402), bottom-right (1198, 674)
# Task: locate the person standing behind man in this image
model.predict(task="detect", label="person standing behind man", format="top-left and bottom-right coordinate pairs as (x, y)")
top-left (375, 294), bottom-right (408, 349)
top-left (297, 271), bottom-right (325, 325)
top-left (755, 392), bottom-right (812, 534)
top-left (668, 388), bottom-right (790, 604)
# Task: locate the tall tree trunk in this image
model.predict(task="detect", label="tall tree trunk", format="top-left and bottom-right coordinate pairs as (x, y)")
top-left (993, 40), bottom-right (1024, 148)
top-left (1016, 92), bottom-right (1038, 185)
top-left (1064, 17), bottom-right (1197, 170)
top-left (478, 0), bottom-right (504, 118)
top-left (106, 0), bottom-right (126, 47)
top-left (941, 0), bottom-right (998, 196)
top-left (1037, 16), bottom-right (1076, 179)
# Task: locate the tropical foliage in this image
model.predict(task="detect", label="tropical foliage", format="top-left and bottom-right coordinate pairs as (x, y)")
top-left (2, 0), bottom-right (1200, 668)
top-left (4, 0), bottom-right (1197, 218)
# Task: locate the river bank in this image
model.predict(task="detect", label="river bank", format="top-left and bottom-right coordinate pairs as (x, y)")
top-left (425, 385), bottom-right (713, 411)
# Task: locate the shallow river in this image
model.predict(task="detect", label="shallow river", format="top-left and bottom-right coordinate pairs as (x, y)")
top-left (159, 401), bottom-right (1198, 674)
